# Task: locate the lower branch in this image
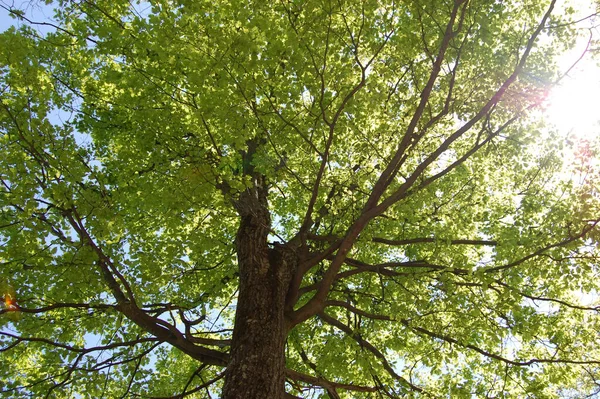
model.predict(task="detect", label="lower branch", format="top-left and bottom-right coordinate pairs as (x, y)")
top-left (401, 319), bottom-right (600, 367)
top-left (285, 368), bottom-right (378, 394)
top-left (318, 312), bottom-right (425, 394)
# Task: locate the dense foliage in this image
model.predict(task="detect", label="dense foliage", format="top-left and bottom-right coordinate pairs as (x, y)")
top-left (1, 0), bottom-right (599, 397)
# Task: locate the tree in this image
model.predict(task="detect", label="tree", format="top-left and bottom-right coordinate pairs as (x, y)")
top-left (1, 0), bottom-right (599, 397)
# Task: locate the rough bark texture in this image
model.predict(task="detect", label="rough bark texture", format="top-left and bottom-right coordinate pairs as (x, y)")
top-left (222, 185), bottom-right (296, 399)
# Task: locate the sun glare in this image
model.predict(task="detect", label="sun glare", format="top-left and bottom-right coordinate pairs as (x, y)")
top-left (543, 0), bottom-right (600, 140)
top-left (545, 62), bottom-right (600, 139)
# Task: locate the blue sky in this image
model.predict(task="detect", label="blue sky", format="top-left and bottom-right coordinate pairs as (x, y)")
top-left (0, 1), bottom-right (57, 33)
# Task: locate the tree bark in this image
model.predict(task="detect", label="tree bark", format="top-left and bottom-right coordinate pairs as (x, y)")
top-left (222, 188), bottom-right (296, 399)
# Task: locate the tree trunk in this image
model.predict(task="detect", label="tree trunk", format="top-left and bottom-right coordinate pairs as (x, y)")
top-left (222, 192), bottom-right (295, 399)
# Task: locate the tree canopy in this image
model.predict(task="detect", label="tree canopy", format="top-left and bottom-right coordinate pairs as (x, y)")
top-left (1, 0), bottom-right (600, 397)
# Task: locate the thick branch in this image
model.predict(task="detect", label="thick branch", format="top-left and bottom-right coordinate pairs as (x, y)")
top-left (289, 0), bottom-right (558, 328)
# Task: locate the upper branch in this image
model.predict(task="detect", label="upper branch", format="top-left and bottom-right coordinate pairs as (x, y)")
top-left (287, 0), bottom-right (473, 327)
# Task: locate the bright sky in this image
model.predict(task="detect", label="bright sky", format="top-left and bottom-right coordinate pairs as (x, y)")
top-left (545, 62), bottom-right (600, 140)
top-left (544, 0), bottom-right (600, 140)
